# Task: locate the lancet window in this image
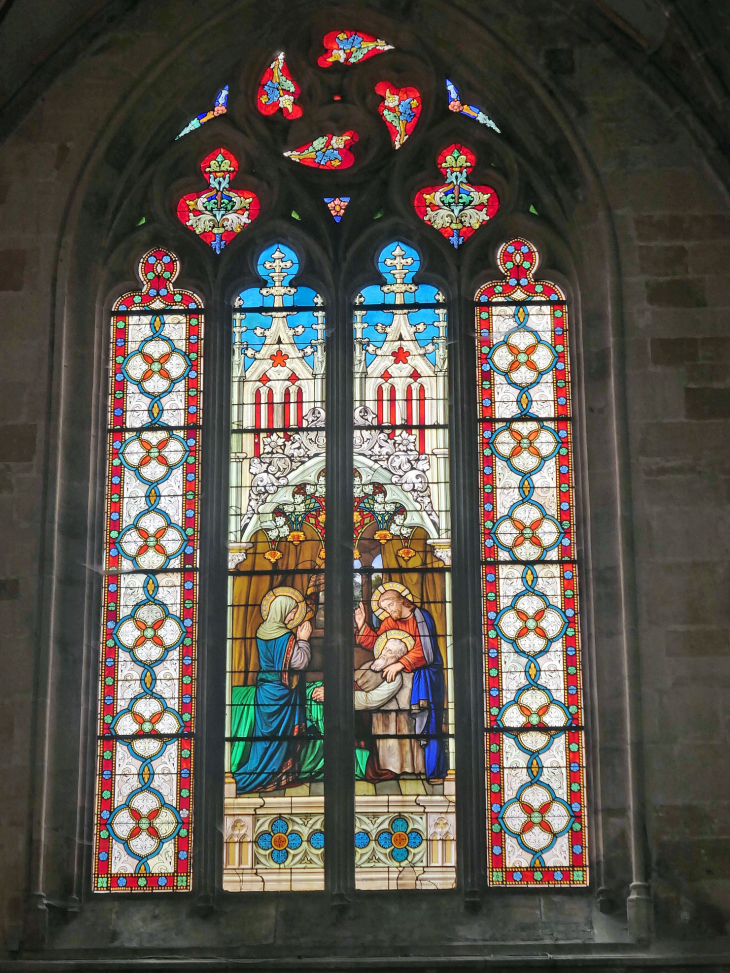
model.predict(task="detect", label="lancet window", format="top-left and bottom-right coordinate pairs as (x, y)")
top-left (225, 244), bottom-right (326, 891)
top-left (351, 242), bottom-right (454, 889)
top-left (476, 240), bottom-right (587, 888)
top-left (94, 251), bottom-right (204, 891)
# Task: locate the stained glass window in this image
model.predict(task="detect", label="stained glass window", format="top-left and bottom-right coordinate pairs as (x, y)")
top-left (257, 52), bottom-right (303, 119)
top-left (317, 30), bottom-right (393, 67)
top-left (375, 82), bottom-right (422, 148)
top-left (352, 242), bottom-right (455, 890)
top-left (476, 239), bottom-right (588, 888)
top-left (86, 17), bottom-right (602, 909)
top-left (225, 244), bottom-right (326, 891)
top-left (175, 85), bottom-right (228, 140)
top-left (284, 132), bottom-right (359, 169)
top-left (94, 249), bottom-right (203, 892)
top-left (176, 147), bottom-right (260, 253)
top-left (414, 143), bottom-right (499, 248)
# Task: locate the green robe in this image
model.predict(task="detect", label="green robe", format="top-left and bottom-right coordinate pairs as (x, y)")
top-left (230, 682), bottom-right (368, 780)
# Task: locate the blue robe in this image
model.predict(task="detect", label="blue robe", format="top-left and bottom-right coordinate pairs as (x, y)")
top-left (410, 607), bottom-right (449, 780)
top-left (233, 632), bottom-right (305, 793)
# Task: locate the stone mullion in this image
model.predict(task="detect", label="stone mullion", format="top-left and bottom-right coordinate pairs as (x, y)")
top-left (450, 284), bottom-right (487, 897)
top-left (196, 293), bottom-right (230, 905)
top-left (323, 271), bottom-right (355, 900)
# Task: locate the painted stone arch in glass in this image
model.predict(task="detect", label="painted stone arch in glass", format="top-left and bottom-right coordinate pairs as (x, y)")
top-left (352, 241), bottom-right (455, 890)
top-left (225, 243), bottom-right (326, 891)
top-left (94, 249), bottom-right (204, 892)
top-left (476, 238), bottom-right (588, 888)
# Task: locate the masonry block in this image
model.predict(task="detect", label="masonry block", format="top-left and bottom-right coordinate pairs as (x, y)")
top-left (0, 579), bottom-right (19, 600)
top-left (686, 363), bottom-right (730, 386)
top-left (650, 337), bottom-right (698, 366)
top-left (657, 838), bottom-right (730, 882)
top-left (689, 241), bottom-right (730, 275)
top-left (686, 387), bottom-right (730, 420)
top-left (0, 425), bottom-right (36, 462)
top-left (638, 245), bottom-right (689, 276)
top-left (0, 250), bottom-right (26, 291)
top-left (645, 562), bottom-right (730, 626)
top-left (666, 628), bottom-right (730, 657)
top-left (700, 337), bottom-right (730, 362)
top-left (653, 803), bottom-right (730, 839)
top-left (646, 278), bottom-right (706, 308)
top-left (634, 214), bottom-right (730, 242)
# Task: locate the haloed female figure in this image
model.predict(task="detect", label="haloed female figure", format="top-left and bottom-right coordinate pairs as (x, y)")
top-left (234, 588), bottom-right (312, 793)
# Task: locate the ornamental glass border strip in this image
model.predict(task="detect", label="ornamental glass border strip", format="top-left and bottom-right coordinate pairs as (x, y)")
top-left (93, 249), bottom-right (204, 892)
top-left (475, 238), bottom-right (588, 888)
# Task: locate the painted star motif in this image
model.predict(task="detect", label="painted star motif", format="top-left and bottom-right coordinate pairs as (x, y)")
top-left (270, 349), bottom-right (289, 367)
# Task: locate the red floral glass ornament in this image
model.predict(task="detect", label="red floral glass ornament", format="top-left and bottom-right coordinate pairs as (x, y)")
top-left (284, 131), bottom-right (358, 170)
top-left (413, 143), bottom-right (499, 248)
top-left (317, 29), bottom-right (393, 68)
top-left (176, 148), bottom-right (260, 254)
top-left (375, 82), bottom-right (421, 149)
top-left (257, 52), bottom-right (302, 120)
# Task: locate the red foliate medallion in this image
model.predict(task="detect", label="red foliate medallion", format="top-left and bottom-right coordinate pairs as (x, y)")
top-left (257, 52), bottom-right (303, 120)
top-left (413, 143), bottom-right (499, 248)
top-left (176, 148), bottom-right (260, 254)
top-left (317, 30), bottom-right (393, 68)
top-left (283, 131), bottom-right (358, 169)
top-left (375, 82), bottom-right (421, 149)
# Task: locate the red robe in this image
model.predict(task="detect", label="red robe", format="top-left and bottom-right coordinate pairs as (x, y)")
top-left (357, 612), bottom-right (426, 671)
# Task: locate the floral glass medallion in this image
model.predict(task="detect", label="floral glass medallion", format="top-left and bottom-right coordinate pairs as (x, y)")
top-left (375, 82), bottom-right (421, 149)
top-left (414, 143), bottom-right (499, 248)
top-left (175, 85), bottom-right (228, 140)
top-left (324, 196), bottom-right (350, 221)
top-left (257, 52), bottom-right (302, 119)
top-left (284, 132), bottom-right (358, 169)
top-left (317, 30), bottom-right (393, 67)
top-left (176, 147), bottom-right (260, 254)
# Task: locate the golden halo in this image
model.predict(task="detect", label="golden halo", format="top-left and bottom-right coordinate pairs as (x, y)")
top-left (371, 582), bottom-right (413, 620)
top-left (373, 630), bottom-right (415, 659)
top-left (261, 586), bottom-right (308, 629)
